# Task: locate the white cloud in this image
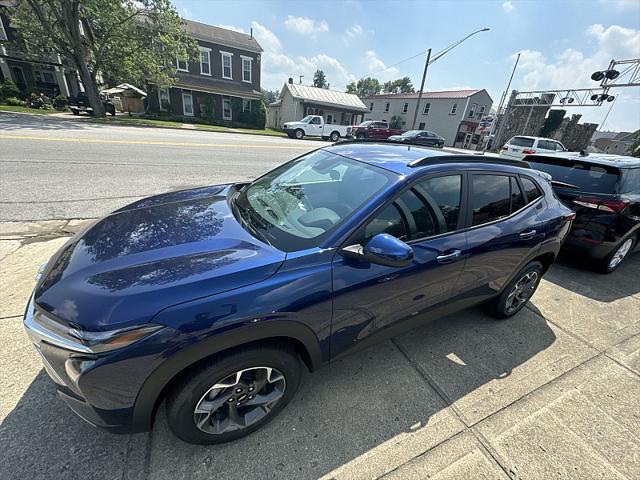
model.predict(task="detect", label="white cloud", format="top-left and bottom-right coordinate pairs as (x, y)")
top-left (364, 50), bottom-right (400, 80)
top-left (597, 0), bottom-right (639, 11)
top-left (502, 1), bottom-right (515, 13)
top-left (345, 24), bottom-right (363, 39)
top-left (251, 21), bottom-right (355, 90)
top-left (284, 16), bottom-right (329, 35)
top-left (215, 24), bottom-right (246, 34)
top-left (180, 7), bottom-right (192, 18)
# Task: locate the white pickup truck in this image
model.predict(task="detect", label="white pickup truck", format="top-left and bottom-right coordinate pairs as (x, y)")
top-left (283, 115), bottom-right (353, 141)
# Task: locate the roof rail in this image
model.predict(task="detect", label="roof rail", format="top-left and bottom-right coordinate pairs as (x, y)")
top-left (334, 138), bottom-right (439, 148)
top-left (407, 156), bottom-right (531, 169)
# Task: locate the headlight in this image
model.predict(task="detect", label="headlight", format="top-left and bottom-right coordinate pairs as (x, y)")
top-left (30, 307), bottom-right (163, 354)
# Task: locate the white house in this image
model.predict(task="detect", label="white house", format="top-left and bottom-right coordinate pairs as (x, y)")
top-left (268, 78), bottom-right (369, 128)
top-left (361, 89), bottom-right (493, 148)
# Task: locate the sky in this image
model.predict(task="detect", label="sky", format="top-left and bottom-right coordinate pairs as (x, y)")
top-left (173, 0), bottom-right (640, 132)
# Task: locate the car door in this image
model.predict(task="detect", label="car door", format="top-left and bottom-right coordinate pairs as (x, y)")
top-left (308, 116), bottom-right (323, 136)
top-left (454, 172), bottom-right (545, 302)
top-left (330, 173), bottom-right (468, 357)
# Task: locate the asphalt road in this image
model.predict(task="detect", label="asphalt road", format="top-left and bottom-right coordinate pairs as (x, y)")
top-left (0, 112), bottom-right (323, 221)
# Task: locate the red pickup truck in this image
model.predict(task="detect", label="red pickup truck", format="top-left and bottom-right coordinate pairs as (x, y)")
top-left (352, 120), bottom-right (404, 140)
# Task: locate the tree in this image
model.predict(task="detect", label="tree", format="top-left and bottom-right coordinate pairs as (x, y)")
top-left (313, 69), bottom-right (329, 89)
top-left (261, 88), bottom-right (279, 104)
top-left (9, 0), bottom-right (198, 117)
top-left (345, 77), bottom-right (381, 97)
top-left (383, 77), bottom-right (415, 94)
top-left (627, 129), bottom-right (640, 157)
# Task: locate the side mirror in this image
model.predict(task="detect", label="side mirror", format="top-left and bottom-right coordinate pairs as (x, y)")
top-left (341, 233), bottom-right (414, 268)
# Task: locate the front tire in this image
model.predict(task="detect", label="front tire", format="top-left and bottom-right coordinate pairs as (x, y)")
top-left (295, 129), bottom-right (304, 140)
top-left (166, 344), bottom-right (301, 445)
top-left (356, 133), bottom-right (366, 140)
top-left (486, 261), bottom-right (543, 319)
top-left (597, 234), bottom-right (636, 274)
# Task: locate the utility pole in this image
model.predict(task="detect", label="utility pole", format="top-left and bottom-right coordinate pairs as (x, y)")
top-left (487, 53), bottom-right (519, 152)
top-left (298, 75), bottom-right (304, 85)
top-left (411, 48), bottom-right (432, 130)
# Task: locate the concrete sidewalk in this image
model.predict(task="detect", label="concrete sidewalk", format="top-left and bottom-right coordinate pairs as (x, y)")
top-left (1, 221), bottom-right (639, 480)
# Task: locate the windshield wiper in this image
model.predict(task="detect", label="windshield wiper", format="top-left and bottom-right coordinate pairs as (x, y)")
top-left (551, 180), bottom-right (581, 190)
top-left (232, 192), bottom-right (272, 246)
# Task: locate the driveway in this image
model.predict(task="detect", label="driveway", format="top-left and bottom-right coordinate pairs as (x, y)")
top-left (1, 220), bottom-right (638, 480)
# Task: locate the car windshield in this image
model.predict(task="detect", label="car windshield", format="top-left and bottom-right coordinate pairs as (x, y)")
top-left (300, 115), bottom-right (314, 123)
top-left (358, 121), bottom-right (372, 127)
top-left (402, 130), bottom-right (420, 136)
top-left (527, 156), bottom-right (622, 194)
top-left (233, 149), bottom-right (396, 251)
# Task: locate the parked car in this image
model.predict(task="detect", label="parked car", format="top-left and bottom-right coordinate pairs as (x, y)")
top-left (352, 120), bottom-right (404, 140)
top-left (24, 142), bottom-right (574, 444)
top-left (526, 152), bottom-right (639, 272)
top-left (388, 130), bottom-right (445, 147)
top-left (283, 115), bottom-right (352, 141)
top-left (69, 92), bottom-right (116, 116)
top-left (500, 136), bottom-right (566, 160)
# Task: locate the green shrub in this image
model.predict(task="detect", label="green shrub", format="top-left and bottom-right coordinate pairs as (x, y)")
top-left (0, 79), bottom-right (20, 99)
top-left (200, 95), bottom-right (215, 122)
top-left (4, 96), bottom-right (26, 106)
top-left (27, 93), bottom-right (53, 109)
top-left (252, 100), bottom-right (266, 129)
top-left (53, 94), bottom-right (68, 111)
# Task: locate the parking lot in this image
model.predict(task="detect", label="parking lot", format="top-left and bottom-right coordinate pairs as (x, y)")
top-left (1, 218), bottom-right (638, 480)
top-left (1, 114), bottom-right (639, 480)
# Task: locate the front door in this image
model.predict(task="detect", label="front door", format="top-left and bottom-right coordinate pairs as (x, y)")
top-left (182, 92), bottom-right (194, 116)
top-left (11, 66), bottom-right (26, 90)
top-left (330, 174), bottom-right (468, 357)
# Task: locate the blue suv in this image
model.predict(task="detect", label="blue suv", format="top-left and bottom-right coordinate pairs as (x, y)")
top-left (24, 142), bottom-right (574, 444)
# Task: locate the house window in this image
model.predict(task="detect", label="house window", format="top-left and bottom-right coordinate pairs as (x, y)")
top-left (221, 51), bottom-right (233, 79)
top-left (34, 70), bottom-right (56, 83)
top-left (241, 56), bottom-right (252, 83)
top-left (469, 103), bottom-right (477, 117)
top-left (423, 102), bottom-right (430, 115)
top-left (182, 91), bottom-right (194, 116)
top-left (176, 56), bottom-right (188, 72)
top-left (158, 87), bottom-right (170, 111)
top-left (200, 47), bottom-right (211, 75)
top-left (0, 16), bottom-right (7, 41)
top-left (223, 97), bottom-right (232, 120)
top-left (418, 122), bottom-right (425, 130)
top-left (480, 105), bottom-right (486, 116)
top-left (242, 99), bottom-right (251, 112)
top-left (369, 102), bottom-right (373, 111)
top-left (402, 102), bottom-right (409, 113)
top-left (450, 103), bottom-right (458, 114)
top-left (384, 102), bottom-right (390, 112)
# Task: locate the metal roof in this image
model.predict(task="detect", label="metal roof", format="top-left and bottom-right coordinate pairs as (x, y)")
top-left (184, 20), bottom-right (263, 53)
top-left (361, 89), bottom-right (484, 100)
top-left (285, 83), bottom-right (369, 112)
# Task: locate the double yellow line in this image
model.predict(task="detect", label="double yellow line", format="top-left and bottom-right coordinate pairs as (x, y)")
top-left (0, 133), bottom-right (307, 149)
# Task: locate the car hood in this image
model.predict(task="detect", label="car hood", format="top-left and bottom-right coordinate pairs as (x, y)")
top-left (34, 185), bottom-right (286, 330)
top-left (387, 135), bottom-right (404, 141)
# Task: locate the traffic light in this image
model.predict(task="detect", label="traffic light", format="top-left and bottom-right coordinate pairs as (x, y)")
top-left (591, 69), bottom-right (620, 82)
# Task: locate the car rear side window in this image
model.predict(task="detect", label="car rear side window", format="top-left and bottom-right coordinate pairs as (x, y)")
top-left (509, 137), bottom-right (535, 148)
top-left (510, 177), bottom-right (525, 211)
top-left (471, 175), bottom-right (511, 226)
top-left (620, 168), bottom-right (640, 194)
top-left (521, 177), bottom-right (543, 203)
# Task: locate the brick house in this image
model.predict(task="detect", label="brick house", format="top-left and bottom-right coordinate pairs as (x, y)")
top-left (146, 21), bottom-right (263, 123)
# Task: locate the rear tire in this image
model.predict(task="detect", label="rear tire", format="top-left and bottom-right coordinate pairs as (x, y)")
top-left (486, 261), bottom-right (543, 319)
top-left (597, 234), bottom-right (636, 274)
top-left (166, 344), bottom-right (301, 445)
top-left (330, 131), bottom-right (340, 142)
top-left (356, 133), bottom-right (366, 140)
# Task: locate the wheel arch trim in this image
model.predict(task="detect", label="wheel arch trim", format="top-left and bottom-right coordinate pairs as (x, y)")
top-left (129, 320), bottom-right (323, 432)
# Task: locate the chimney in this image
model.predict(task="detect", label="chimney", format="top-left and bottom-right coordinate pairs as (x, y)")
top-left (250, 27), bottom-right (253, 39)
top-left (288, 77), bottom-right (293, 85)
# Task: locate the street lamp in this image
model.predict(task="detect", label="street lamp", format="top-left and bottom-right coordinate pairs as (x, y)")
top-left (411, 27), bottom-right (490, 129)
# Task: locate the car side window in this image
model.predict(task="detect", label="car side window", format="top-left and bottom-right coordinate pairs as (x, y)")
top-left (510, 177), bottom-right (525, 212)
top-left (521, 177), bottom-right (543, 203)
top-left (471, 174), bottom-right (511, 226)
top-left (537, 140), bottom-right (551, 150)
top-left (309, 117), bottom-right (321, 125)
top-left (363, 204), bottom-right (408, 242)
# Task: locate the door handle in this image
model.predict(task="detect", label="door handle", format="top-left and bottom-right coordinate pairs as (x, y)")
top-left (519, 229), bottom-right (537, 240)
top-left (436, 249), bottom-right (461, 264)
